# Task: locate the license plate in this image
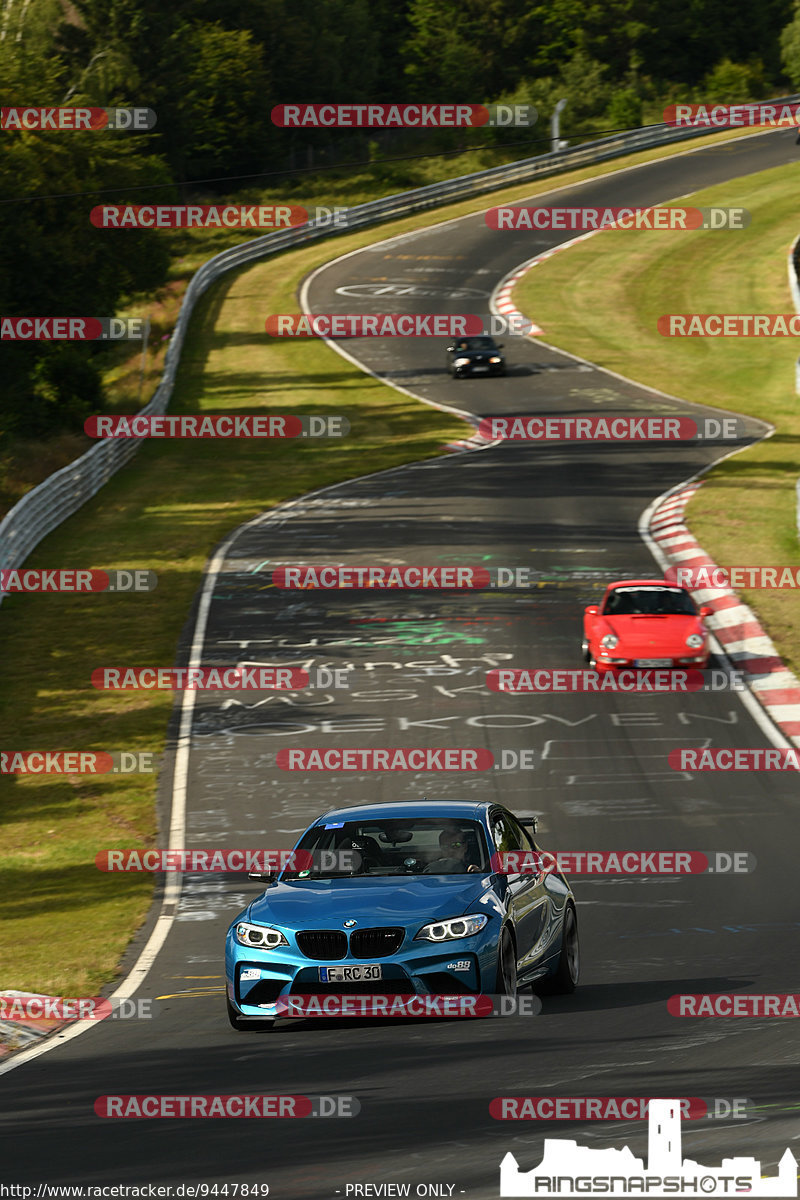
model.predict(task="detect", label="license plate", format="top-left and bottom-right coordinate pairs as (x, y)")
top-left (319, 964), bottom-right (382, 983)
top-left (634, 658), bottom-right (672, 667)
top-left (471, 365), bottom-right (489, 372)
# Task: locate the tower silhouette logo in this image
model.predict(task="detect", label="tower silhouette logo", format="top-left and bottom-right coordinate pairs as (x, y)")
top-left (500, 1098), bottom-right (797, 1196)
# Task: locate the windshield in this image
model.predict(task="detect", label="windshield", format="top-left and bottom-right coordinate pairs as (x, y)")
top-left (452, 337), bottom-right (496, 352)
top-left (283, 817), bottom-right (491, 878)
top-left (602, 586), bottom-right (697, 616)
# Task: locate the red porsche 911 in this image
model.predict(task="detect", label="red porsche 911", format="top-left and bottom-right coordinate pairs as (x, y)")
top-left (582, 579), bottom-right (711, 671)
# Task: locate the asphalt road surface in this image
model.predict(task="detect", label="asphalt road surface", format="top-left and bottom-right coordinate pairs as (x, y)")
top-left (4, 129), bottom-right (800, 1200)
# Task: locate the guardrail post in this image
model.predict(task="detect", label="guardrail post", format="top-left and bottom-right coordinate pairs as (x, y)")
top-left (551, 99), bottom-right (568, 153)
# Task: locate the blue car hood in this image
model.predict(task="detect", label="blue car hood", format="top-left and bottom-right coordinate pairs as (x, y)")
top-left (247, 874), bottom-right (491, 929)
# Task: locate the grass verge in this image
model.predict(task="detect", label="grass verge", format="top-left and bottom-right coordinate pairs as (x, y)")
top-left (513, 160), bottom-right (800, 675)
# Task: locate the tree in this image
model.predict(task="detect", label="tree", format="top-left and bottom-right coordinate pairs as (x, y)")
top-left (781, 1), bottom-right (800, 86)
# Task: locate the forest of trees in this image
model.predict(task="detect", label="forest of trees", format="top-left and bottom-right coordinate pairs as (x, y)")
top-left (4, 0), bottom-right (800, 439)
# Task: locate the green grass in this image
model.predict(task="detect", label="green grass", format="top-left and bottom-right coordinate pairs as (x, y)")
top-left (513, 161), bottom-right (800, 674)
top-left (0, 123), bottom-right (769, 997)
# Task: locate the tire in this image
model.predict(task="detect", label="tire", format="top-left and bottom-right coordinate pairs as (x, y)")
top-left (227, 996), bottom-right (274, 1031)
top-left (541, 905), bottom-right (579, 995)
top-left (581, 639), bottom-right (592, 665)
top-left (494, 926), bottom-right (518, 1000)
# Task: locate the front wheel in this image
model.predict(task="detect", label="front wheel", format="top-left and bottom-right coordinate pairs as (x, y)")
top-left (541, 905), bottom-right (579, 994)
top-left (227, 996), bottom-right (274, 1031)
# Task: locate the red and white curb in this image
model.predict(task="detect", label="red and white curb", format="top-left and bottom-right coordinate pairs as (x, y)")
top-left (647, 482), bottom-right (800, 746)
top-left (492, 230), bottom-right (602, 339)
top-left (494, 263), bottom-right (545, 337)
top-left (442, 426), bottom-right (497, 452)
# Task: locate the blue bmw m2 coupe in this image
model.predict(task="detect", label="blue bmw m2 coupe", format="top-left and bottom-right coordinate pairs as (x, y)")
top-left (225, 799), bottom-right (579, 1028)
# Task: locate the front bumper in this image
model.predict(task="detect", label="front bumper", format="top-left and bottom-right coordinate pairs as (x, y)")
top-left (225, 924), bottom-right (500, 1017)
top-left (593, 649), bottom-right (710, 670)
top-left (452, 362), bottom-right (504, 377)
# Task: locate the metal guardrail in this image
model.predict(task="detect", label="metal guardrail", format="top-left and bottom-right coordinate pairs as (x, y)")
top-left (3, 102), bottom-right (798, 592)
top-left (787, 231), bottom-right (800, 535)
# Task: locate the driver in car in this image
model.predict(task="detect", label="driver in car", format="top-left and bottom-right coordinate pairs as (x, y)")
top-left (424, 827), bottom-right (480, 874)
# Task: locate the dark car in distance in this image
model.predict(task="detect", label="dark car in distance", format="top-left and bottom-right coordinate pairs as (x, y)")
top-left (446, 335), bottom-right (506, 378)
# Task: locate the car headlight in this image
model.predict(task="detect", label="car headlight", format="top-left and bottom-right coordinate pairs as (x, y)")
top-left (686, 633), bottom-right (705, 648)
top-left (600, 634), bottom-right (619, 650)
top-left (489, 356), bottom-right (502, 364)
top-left (453, 357), bottom-right (471, 366)
top-left (415, 913), bottom-right (488, 942)
top-left (234, 922), bottom-right (287, 949)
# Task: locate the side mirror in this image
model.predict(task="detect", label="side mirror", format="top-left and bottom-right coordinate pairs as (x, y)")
top-left (446, 344), bottom-right (455, 352)
top-left (248, 871), bottom-right (277, 883)
top-left (585, 605), bottom-right (599, 616)
top-left (699, 606), bottom-right (712, 618)
top-left (495, 342), bottom-right (504, 349)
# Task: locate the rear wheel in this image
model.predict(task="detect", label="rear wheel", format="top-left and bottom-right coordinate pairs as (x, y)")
top-left (494, 926), bottom-right (518, 1000)
top-left (541, 905), bottom-right (579, 994)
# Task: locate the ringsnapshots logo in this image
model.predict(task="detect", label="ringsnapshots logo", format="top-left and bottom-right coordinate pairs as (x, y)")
top-left (1, 751), bottom-right (155, 774)
top-left (0, 568), bottom-right (156, 594)
top-left (664, 101), bottom-right (800, 128)
top-left (84, 415), bottom-right (348, 438)
top-left (498, 1098), bottom-right (797, 1197)
top-left (485, 206), bottom-right (749, 231)
top-left (95, 1094), bottom-right (359, 1118)
top-left (1, 106), bottom-right (156, 131)
top-left (271, 103), bottom-right (536, 127)
top-left (476, 416), bottom-right (747, 441)
top-left (1, 317), bottom-right (147, 340)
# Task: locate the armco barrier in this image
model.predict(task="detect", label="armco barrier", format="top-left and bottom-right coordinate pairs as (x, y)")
top-left (789, 232), bottom-right (800, 396)
top-left (789, 232), bottom-right (800, 533)
top-left (2, 102), bottom-right (798, 600)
